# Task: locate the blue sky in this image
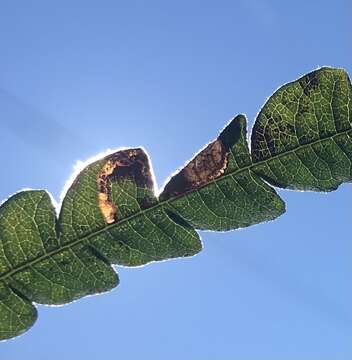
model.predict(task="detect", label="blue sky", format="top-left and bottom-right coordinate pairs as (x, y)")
top-left (0, 1), bottom-right (351, 359)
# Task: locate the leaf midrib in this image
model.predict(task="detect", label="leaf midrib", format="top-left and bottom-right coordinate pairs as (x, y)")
top-left (1, 127), bottom-right (351, 283)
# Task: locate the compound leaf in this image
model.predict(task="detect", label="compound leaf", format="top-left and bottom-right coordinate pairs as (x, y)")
top-left (0, 66), bottom-right (351, 340)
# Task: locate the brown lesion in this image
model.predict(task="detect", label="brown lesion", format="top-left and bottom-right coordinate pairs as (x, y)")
top-left (160, 139), bottom-right (229, 200)
top-left (97, 160), bottom-right (117, 224)
top-left (97, 148), bottom-right (154, 224)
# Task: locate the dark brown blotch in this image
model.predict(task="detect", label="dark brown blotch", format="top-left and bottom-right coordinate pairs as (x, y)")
top-left (97, 148), bottom-right (154, 223)
top-left (160, 139), bottom-right (228, 200)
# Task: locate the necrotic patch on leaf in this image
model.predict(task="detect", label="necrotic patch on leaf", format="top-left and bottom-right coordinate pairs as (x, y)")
top-left (97, 148), bottom-right (154, 223)
top-left (97, 160), bottom-right (117, 223)
top-left (160, 139), bottom-right (228, 200)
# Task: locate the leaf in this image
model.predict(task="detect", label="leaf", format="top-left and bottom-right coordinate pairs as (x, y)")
top-left (0, 67), bottom-right (351, 341)
top-left (251, 67), bottom-right (352, 190)
top-left (160, 114), bottom-right (285, 230)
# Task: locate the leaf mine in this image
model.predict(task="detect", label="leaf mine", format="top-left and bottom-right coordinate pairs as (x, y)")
top-left (97, 148), bottom-right (154, 223)
top-left (160, 138), bottom-right (229, 200)
top-left (97, 160), bottom-right (118, 224)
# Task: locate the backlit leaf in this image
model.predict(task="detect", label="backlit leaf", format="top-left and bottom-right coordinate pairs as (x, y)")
top-left (0, 67), bottom-right (350, 340)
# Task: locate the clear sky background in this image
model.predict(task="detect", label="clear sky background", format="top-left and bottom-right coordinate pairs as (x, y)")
top-left (0, 1), bottom-right (351, 359)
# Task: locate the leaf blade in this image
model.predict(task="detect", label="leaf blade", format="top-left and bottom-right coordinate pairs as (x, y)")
top-left (160, 115), bottom-right (286, 231)
top-left (251, 67), bottom-right (352, 190)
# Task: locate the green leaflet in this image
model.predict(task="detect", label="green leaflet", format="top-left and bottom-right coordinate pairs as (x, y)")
top-left (251, 67), bottom-right (352, 190)
top-left (0, 67), bottom-right (351, 341)
top-left (160, 115), bottom-right (285, 230)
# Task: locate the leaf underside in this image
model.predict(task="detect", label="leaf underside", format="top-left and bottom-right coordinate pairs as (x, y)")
top-left (0, 67), bottom-right (351, 340)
